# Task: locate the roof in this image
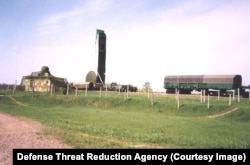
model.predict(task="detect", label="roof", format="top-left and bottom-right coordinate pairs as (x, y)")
top-left (202, 75), bottom-right (240, 84)
top-left (164, 75), bottom-right (203, 83)
top-left (30, 71), bottom-right (41, 77)
top-left (23, 71), bottom-right (67, 82)
top-left (164, 75), bottom-right (242, 84)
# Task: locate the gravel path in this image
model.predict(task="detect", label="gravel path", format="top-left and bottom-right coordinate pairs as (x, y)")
top-left (0, 112), bottom-right (71, 165)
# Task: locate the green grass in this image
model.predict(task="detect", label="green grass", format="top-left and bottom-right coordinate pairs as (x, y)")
top-left (0, 91), bottom-right (249, 148)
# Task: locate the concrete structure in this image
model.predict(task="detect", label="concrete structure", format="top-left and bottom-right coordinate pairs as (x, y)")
top-left (21, 71), bottom-right (68, 92)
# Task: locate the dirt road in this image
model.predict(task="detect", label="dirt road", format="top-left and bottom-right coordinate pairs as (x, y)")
top-left (0, 112), bottom-right (71, 165)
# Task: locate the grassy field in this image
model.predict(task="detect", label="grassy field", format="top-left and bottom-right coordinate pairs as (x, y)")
top-left (0, 90), bottom-right (249, 148)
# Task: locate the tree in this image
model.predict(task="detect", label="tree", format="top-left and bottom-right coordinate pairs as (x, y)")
top-left (141, 82), bottom-right (151, 92)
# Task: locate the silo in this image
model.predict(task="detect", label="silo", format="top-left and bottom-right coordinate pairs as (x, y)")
top-left (96, 29), bottom-right (106, 85)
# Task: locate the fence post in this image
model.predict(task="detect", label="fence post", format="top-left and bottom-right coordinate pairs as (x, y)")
top-left (177, 89), bottom-right (180, 110)
top-left (105, 85), bottom-right (108, 96)
top-left (100, 87), bottom-right (102, 98)
top-left (229, 94), bottom-right (231, 106)
top-left (207, 94), bottom-right (210, 109)
top-left (151, 91), bottom-right (154, 106)
top-left (237, 88), bottom-right (240, 103)
top-left (217, 91), bottom-right (220, 101)
top-left (75, 87), bottom-right (78, 96)
top-left (85, 84), bottom-right (88, 96)
top-left (200, 89), bottom-right (203, 103)
top-left (67, 84), bottom-right (69, 96)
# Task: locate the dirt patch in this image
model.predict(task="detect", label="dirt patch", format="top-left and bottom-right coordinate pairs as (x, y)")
top-left (0, 112), bottom-right (71, 165)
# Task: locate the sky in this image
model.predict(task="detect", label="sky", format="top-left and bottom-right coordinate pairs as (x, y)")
top-left (1, 0), bottom-right (250, 91)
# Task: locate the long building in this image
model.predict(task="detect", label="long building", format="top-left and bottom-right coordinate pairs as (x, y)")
top-left (164, 74), bottom-right (242, 95)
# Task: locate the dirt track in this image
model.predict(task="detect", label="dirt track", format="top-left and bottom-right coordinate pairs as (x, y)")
top-left (206, 107), bottom-right (238, 118)
top-left (0, 112), bottom-right (71, 165)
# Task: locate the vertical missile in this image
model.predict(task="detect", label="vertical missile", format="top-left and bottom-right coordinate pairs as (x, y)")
top-left (96, 29), bottom-right (106, 85)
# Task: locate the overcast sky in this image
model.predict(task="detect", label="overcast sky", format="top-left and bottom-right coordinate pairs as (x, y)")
top-left (1, 0), bottom-right (250, 91)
